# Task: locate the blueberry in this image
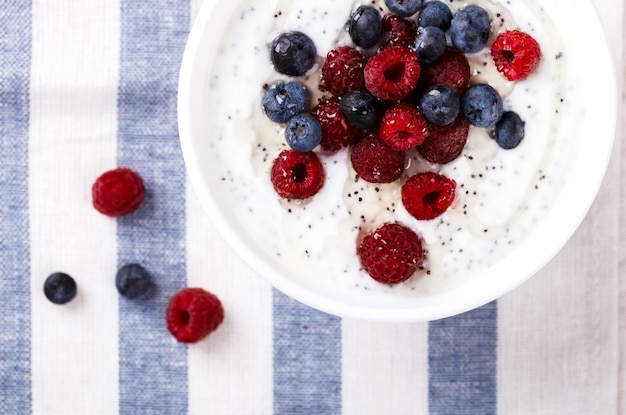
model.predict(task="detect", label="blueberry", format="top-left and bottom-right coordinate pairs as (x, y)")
top-left (495, 111), bottom-right (525, 149)
top-left (285, 113), bottom-right (323, 152)
top-left (415, 26), bottom-right (446, 64)
top-left (44, 272), bottom-right (77, 305)
top-left (349, 6), bottom-right (382, 48)
top-left (270, 31), bottom-right (317, 76)
top-left (460, 83), bottom-right (503, 128)
top-left (262, 80), bottom-right (310, 124)
top-left (419, 84), bottom-right (460, 126)
top-left (116, 263), bottom-right (152, 299)
top-left (418, 1), bottom-right (453, 31)
top-left (384, 0), bottom-right (424, 17)
top-left (339, 90), bottom-right (382, 129)
top-left (450, 5), bottom-right (491, 53)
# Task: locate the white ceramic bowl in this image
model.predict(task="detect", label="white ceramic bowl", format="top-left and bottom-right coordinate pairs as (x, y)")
top-left (178, 0), bottom-right (616, 321)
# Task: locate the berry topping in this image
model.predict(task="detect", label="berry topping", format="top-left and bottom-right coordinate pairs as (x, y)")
top-left (418, 1), bottom-right (453, 31)
top-left (349, 6), bottom-right (382, 48)
top-left (44, 272), bottom-right (77, 305)
top-left (262, 80), bottom-right (310, 124)
top-left (166, 287), bottom-right (224, 343)
top-left (380, 14), bottom-right (418, 49)
top-left (319, 46), bottom-right (366, 97)
top-left (285, 113), bottom-right (323, 152)
top-left (417, 114), bottom-right (470, 164)
top-left (401, 172), bottom-right (456, 220)
top-left (350, 133), bottom-right (405, 183)
top-left (92, 167), bottom-right (146, 217)
top-left (419, 84), bottom-right (460, 126)
top-left (460, 83), bottom-right (504, 128)
top-left (270, 31), bottom-right (317, 76)
top-left (491, 30), bottom-right (541, 81)
top-left (495, 111), bottom-right (525, 149)
top-left (379, 103), bottom-right (429, 151)
top-left (357, 222), bottom-right (424, 284)
top-left (450, 5), bottom-right (491, 53)
top-left (270, 150), bottom-right (325, 199)
top-left (364, 46), bottom-right (421, 101)
top-left (116, 264), bottom-right (152, 299)
top-left (339, 90), bottom-right (382, 130)
top-left (312, 97), bottom-right (360, 152)
top-left (384, 0), bottom-right (424, 17)
top-left (417, 47), bottom-right (471, 95)
top-left (415, 26), bottom-right (447, 64)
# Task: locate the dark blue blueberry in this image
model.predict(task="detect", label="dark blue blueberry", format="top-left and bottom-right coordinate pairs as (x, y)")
top-left (339, 90), bottom-right (382, 129)
top-left (460, 83), bottom-right (503, 128)
top-left (384, 0), bottom-right (424, 17)
top-left (349, 6), bottom-right (382, 48)
top-left (495, 111), bottom-right (525, 149)
top-left (418, 1), bottom-right (453, 31)
top-left (44, 272), bottom-right (77, 305)
top-left (270, 31), bottom-right (317, 76)
top-left (262, 80), bottom-right (310, 124)
top-left (415, 26), bottom-right (446, 64)
top-left (116, 263), bottom-right (152, 299)
top-left (419, 84), bottom-right (460, 126)
top-left (450, 5), bottom-right (491, 53)
top-left (285, 113), bottom-right (323, 152)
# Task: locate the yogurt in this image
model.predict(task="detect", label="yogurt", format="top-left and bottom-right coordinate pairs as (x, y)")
top-left (205, 0), bottom-right (568, 295)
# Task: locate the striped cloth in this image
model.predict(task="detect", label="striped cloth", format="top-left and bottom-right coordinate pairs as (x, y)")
top-left (0, 0), bottom-right (624, 414)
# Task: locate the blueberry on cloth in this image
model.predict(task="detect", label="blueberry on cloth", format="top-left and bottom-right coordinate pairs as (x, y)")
top-left (116, 263), bottom-right (152, 299)
top-left (285, 113), bottom-right (323, 152)
top-left (349, 6), bottom-right (382, 48)
top-left (450, 5), bottom-right (491, 53)
top-left (460, 83), bottom-right (503, 128)
top-left (44, 272), bottom-right (77, 305)
top-left (415, 26), bottom-right (447, 64)
top-left (262, 80), bottom-right (310, 124)
top-left (339, 90), bottom-right (382, 129)
top-left (495, 111), bottom-right (525, 149)
top-left (270, 31), bottom-right (317, 76)
top-left (418, 1), bottom-right (453, 31)
top-left (384, 0), bottom-right (424, 17)
top-left (420, 84), bottom-right (460, 126)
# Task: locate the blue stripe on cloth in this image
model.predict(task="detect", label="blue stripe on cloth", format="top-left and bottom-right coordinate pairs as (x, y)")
top-left (272, 290), bottom-right (342, 415)
top-left (0, 2), bottom-right (32, 414)
top-left (117, 2), bottom-right (190, 414)
top-left (428, 301), bottom-right (498, 415)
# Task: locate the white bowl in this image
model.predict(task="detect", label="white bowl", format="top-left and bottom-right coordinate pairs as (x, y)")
top-left (178, 0), bottom-right (616, 321)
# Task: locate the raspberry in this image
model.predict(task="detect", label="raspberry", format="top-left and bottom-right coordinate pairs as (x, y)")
top-left (270, 150), bottom-right (325, 199)
top-left (319, 46), bottom-right (366, 97)
top-left (350, 133), bottom-right (405, 184)
top-left (312, 97), bottom-right (360, 152)
top-left (364, 46), bottom-right (421, 101)
top-left (166, 287), bottom-right (224, 343)
top-left (491, 30), bottom-right (541, 81)
top-left (417, 114), bottom-right (470, 164)
top-left (92, 167), bottom-right (146, 217)
top-left (357, 223), bottom-right (424, 284)
top-left (380, 14), bottom-right (417, 49)
top-left (417, 47), bottom-right (470, 95)
top-left (379, 103), bottom-right (429, 151)
top-left (401, 172), bottom-right (456, 220)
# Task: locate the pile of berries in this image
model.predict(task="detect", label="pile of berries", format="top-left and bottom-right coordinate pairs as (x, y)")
top-left (262, 0), bottom-right (541, 284)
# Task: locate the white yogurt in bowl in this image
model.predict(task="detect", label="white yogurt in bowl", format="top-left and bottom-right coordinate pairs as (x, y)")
top-left (178, 0), bottom-right (616, 321)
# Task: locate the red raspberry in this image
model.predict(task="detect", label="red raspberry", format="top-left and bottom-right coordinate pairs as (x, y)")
top-left (491, 30), bottom-right (541, 81)
top-left (166, 287), bottom-right (224, 343)
top-left (270, 150), bottom-right (324, 199)
top-left (364, 46), bottom-right (421, 101)
top-left (417, 47), bottom-right (470, 95)
top-left (357, 223), bottom-right (424, 284)
top-left (417, 115), bottom-right (470, 164)
top-left (380, 14), bottom-right (417, 49)
top-left (92, 167), bottom-right (145, 217)
top-left (401, 172), bottom-right (456, 220)
top-left (311, 97), bottom-right (360, 152)
top-left (319, 46), bottom-right (366, 97)
top-left (350, 133), bottom-right (405, 183)
top-left (379, 103), bottom-right (429, 151)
